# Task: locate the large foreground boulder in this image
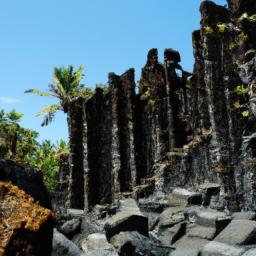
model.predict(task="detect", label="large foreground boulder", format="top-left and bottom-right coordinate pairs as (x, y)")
top-left (104, 212), bottom-right (148, 240)
top-left (104, 199), bottom-right (148, 240)
top-left (0, 182), bottom-right (54, 256)
top-left (0, 159), bottom-right (51, 208)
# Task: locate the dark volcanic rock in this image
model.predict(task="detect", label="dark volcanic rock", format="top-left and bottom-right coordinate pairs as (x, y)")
top-left (104, 212), bottom-right (148, 240)
top-left (110, 231), bottom-right (173, 256)
top-left (52, 229), bottom-right (83, 256)
top-left (214, 220), bottom-right (256, 245)
top-left (0, 159), bottom-right (51, 208)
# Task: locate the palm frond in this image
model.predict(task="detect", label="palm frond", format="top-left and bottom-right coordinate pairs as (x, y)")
top-left (36, 104), bottom-right (61, 116)
top-left (71, 65), bottom-right (84, 88)
top-left (25, 89), bottom-right (56, 97)
top-left (53, 67), bottom-right (67, 98)
top-left (37, 104), bottom-right (61, 127)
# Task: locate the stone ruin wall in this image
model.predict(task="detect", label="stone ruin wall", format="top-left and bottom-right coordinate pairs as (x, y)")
top-left (61, 0), bottom-right (256, 212)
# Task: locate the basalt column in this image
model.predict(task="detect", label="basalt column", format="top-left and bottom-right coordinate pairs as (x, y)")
top-left (109, 69), bottom-right (137, 192)
top-left (198, 2), bottom-right (238, 207)
top-left (68, 97), bottom-right (85, 209)
top-left (164, 48), bottom-right (191, 149)
top-left (136, 49), bottom-right (168, 179)
top-left (86, 88), bottom-right (112, 206)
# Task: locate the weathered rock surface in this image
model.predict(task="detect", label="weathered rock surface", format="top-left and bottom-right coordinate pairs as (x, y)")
top-left (81, 233), bottom-right (118, 256)
top-left (200, 241), bottom-right (246, 256)
top-left (159, 207), bottom-right (185, 227)
top-left (52, 229), bottom-right (83, 256)
top-left (171, 237), bottom-right (209, 256)
top-left (110, 231), bottom-right (173, 256)
top-left (58, 218), bottom-right (81, 239)
top-left (214, 220), bottom-right (256, 245)
top-left (104, 211), bottom-right (148, 240)
top-left (232, 212), bottom-right (256, 221)
top-left (0, 159), bottom-right (51, 208)
top-left (45, 0), bottom-right (256, 254)
top-left (0, 182), bottom-right (54, 256)
top-left (242, 248), bottom-right (256, 256)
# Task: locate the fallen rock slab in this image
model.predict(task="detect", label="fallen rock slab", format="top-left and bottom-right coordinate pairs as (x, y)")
top-left (232, 212), bottom-right (256, 221)
top-left (214, 220), bottom-right (256, 245)
top-left (196, 209), bottom-right (231, 228)
top-left (52, 229), bottom-right (83, 256)
top-left (81, 233), bottom-right (118, 256)
top-left (110, 231), bottom-right (173, 256)
top-left (171, 237), bottom-right (208, 256)
top-left (104, 212), bottom-right (148, 240)
top-left (200, 241), bottom-right (245, 256)
top-left (186, 224), bottom-right (217, 240)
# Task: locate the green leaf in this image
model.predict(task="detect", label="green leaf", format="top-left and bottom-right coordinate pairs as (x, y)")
top-left (233, 102), bottom-right (241, 109)
top-left (6, 109), bottom-right (23, 122)
top-left (36, 104), bottom-right (61, 116)
top-left (242, 110), bottom-right (249, 117)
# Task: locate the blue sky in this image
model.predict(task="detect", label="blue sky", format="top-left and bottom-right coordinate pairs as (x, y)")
top-left (0, 0), bottom-right (226, 142)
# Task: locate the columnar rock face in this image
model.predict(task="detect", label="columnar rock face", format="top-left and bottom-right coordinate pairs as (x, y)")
top-left (86, 87), bottom-right (112, 206)
top-left (67, 0), bottom-right (256, 211)
top-left (108, 69), bottom-right (136, 192)
top-left (68, 98), bottom-right (85, 209)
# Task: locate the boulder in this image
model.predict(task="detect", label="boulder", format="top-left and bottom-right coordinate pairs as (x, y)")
top-left (200, 241), bottom-right (245, 256)
top-left (195, 209), bottom-right (231, 228)
top-left (118, 198), bottom-right (141, 213)
top-left (199, 183), bottom-right (221, 206)
top-left (67, 208), bottom-right (84, 217)
top-left (186, 224), bottom-right (216, 240)
top-left (0, 182), bottom-right (54, 256)
top-left (81, 233), bottom-right (118, 256)
top-left (0, 159), bottom-right (51, 208)
top-left (242, 248), bottom-right (256, 256)
top-left (104, 212), bottom-right (148, 240)
top-left (232, 212), bottom-right (256, 221)
top-left (52, 229), bottom-right (83, 256)
top-left (110, 231), bottom-right (173, 256)
top-left (157, 222), bottom-right (186, 245)
top-left (214, 220), bottom-right (256, 245)
top-left (168, 188), bottom-right (202, 207)
top-left (171, 237), bottom-right (209, 256)
top-left (184, 207), bottom-right (231, 234)
top-left (72, 217), bottom-right (104, 246)
top-left (58, 218), bottom-right (81, 239)
top-left (159, 207), bottom-right (185, 227)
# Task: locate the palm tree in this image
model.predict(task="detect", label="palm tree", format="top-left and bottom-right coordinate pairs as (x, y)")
top-left (26, 65), bottom-right (93, 209)
top-left (25, 65), bottom-right (93, 126)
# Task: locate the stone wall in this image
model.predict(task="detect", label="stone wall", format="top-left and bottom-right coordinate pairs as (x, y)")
top-left (67, 0), bottom-right (256, 211)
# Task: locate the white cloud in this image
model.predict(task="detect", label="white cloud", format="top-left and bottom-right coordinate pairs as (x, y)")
top-left (0, 97), bottom-right (22, 104)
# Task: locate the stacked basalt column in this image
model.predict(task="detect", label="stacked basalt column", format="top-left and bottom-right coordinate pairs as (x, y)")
top-left (85, 87), bottom-right (113, 207)
top-left (135, 49), bottom-right (168, 180)
top-left (68, 97), bottom-right (86, 209)
top-left (108, 69), bottom-right (137, 192)
top-left (135, 48), bottom-right (190, 183)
